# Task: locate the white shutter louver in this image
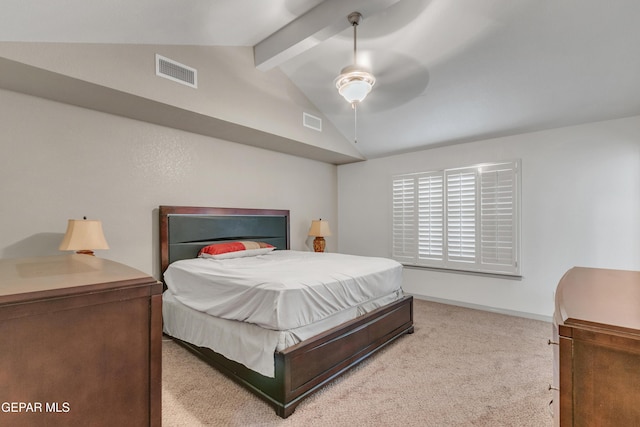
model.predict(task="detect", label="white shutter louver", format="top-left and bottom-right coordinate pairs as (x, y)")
top-left (480, 165), bottom-right (517, 269)
top-left (392, 176), bottom-right (416, 262)
top-left (417, 173), bottom-right (444, 262)
top-left (446, 169), bottom-right (477, 263)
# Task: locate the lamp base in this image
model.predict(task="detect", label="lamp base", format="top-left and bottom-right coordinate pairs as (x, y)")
top-left (75, 250), bottom-right (96, 256)
top-left (313, 237), bottom-right (326, 253)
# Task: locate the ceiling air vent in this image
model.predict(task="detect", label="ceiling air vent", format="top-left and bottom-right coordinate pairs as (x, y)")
top-left (303, 112), bottom-right (322, 132)
top-left (155, 54), bottom-right (197, 88)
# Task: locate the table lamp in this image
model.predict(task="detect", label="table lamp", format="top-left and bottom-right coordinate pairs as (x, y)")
top-left (59, 217), bottom-right (109, 256)
top-left (308, 219), bottom-right (332, 253)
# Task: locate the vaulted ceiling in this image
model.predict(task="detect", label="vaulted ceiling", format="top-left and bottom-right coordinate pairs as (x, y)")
top-left (2, 0), bottom-right (640, 159)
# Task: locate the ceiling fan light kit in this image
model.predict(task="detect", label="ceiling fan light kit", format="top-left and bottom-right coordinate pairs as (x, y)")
top-left (335, 12), bottom-right (376, 106)
top-left (336, 64), bottom-right (376, 104)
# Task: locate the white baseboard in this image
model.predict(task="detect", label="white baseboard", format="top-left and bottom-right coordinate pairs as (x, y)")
top-left (408, 293), bottom-right (553, 323)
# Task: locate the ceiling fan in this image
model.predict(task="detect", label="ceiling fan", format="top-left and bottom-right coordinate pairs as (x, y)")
top-left (334, 11), bottom-right (376, 143)
top-left (335, 12), bottom-right (376, 107)
top-left (273, 4), bottom-right (431, 146)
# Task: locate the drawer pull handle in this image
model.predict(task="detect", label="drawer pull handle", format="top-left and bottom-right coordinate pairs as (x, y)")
top-left (548, 384), bottom-right (559, 391)
top-left (547, 339), bottom-right (559, 346)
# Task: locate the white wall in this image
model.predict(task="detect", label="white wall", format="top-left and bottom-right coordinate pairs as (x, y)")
top-left (3, 85), bottom-right (638, 319)
top-left (0, 42), bottom-right (362, 161)
top-left (0, 89), bottom-right (338, 278)
top-left (338, 116), bottom-right (640, 319)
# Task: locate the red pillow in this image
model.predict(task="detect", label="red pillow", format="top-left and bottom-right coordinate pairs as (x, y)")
top-left (198, 241), bottom-right (275, 259)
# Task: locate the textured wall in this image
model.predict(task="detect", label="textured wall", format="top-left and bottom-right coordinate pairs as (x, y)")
top-left (0, 89), bottom-right (338, 278)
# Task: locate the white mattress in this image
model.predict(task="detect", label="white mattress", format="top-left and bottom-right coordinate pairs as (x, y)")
top-left (163, 250), bottom-right (403, 330)
top-left (162, 289), bottom-right (404, 378)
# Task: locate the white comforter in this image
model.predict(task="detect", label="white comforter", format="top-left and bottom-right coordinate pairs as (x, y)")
top-left (163, 250), bottom-right (403, 330)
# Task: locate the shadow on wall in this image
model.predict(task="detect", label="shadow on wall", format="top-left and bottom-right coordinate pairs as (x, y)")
top-left (2, 233), bottom-right (65, 259)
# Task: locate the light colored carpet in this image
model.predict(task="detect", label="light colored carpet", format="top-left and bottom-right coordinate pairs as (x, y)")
top-left (162, 299), bottom-right (554, 426)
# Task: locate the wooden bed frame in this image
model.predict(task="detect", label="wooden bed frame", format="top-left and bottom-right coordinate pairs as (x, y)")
top-left (159, 205), bottom-right (414, 418)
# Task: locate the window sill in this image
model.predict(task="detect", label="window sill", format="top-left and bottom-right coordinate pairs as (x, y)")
top-left (401, 264), bottom-right (523, 280)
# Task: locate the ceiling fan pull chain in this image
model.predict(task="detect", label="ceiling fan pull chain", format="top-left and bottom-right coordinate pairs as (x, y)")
top-left (353, 102), bottom-right (358, 143)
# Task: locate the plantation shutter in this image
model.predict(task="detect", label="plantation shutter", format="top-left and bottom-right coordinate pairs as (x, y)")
top-left (417, 173), bottom-right (444, 264)
top-left (391, 160), bottom-right (520, 276)
top-left (392, 175), bottom-right (417, 263)
top-left (479, 164), bottom-right (518, 273)
top-left (446, 168), bottom-right (477, 263)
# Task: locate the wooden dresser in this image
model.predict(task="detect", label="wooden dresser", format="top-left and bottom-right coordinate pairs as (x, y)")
top-left (0, 255), bottom-right (162, 426)
top-left (552, 267), bottom-right (640, 426)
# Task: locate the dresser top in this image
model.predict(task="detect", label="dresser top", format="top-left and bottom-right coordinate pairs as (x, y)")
top-left (556, 266), bottom-right (640, 332)
top-left (0, 255), bottom-right (155, 303)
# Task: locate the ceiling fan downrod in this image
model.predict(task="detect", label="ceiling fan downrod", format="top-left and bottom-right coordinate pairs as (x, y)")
top-left (348, 12), bottom-right (362, 66)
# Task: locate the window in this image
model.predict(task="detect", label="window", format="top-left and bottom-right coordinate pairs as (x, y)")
top-left (392, 160), bottom-right (520, 276)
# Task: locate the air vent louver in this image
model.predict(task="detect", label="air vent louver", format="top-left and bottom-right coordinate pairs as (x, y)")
top-left (155, 54), bottom-right (197, 88)
top-left (303, 112), bottom-right (322, 132)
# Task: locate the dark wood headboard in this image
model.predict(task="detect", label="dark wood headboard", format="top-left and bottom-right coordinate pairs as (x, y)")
top-left (159, 206), bottom-right (290, 274)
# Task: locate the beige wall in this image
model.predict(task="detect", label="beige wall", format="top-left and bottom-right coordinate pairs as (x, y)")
top-left (338, 116), bottom-right (640, 319)
top-left (0, 89), bottom-right (338, 278)
top-left (3, 42), bottom-right (638, 320)
top-left (0, 42), bottom-right (362, 162)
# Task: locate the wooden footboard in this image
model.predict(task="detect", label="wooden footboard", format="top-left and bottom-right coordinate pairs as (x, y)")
top-left (171, 295), bottom-right (414, 418)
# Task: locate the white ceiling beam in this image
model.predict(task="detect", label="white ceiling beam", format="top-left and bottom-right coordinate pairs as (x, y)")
top-left (254, 0), bottom-right (403, 71)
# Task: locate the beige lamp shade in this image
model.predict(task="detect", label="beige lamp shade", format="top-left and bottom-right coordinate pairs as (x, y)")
top-left (308, 220), bottom-right (332, 237)
top-left (59, 219), bottom-right (109, 255)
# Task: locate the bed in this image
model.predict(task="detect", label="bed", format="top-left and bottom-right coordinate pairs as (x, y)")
top-left (159, 205), bottom-right (414, 418)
